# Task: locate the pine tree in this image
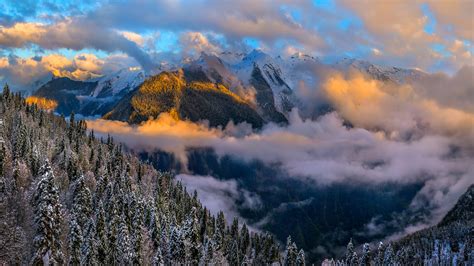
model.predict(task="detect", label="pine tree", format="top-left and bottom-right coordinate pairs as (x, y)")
top-left (81, 220), bottom-right (98, 265)
top-left (376, 242), bottom-right (385, 266)
top-left (68, 214), bottom-right (83, 265)
top-left (360, 243), bottom-right (371, 266)
top-left (285, 236), bottom-right (298, 266)
top-left (345, 238), bottom-right (355, 264)
top-left (107, 200), bottom-right (120, 264)
top-left (200, 236), bottom-right (214, 265)
top-left (169, 224), bottom-right (186, 264)
top-left (214, 211), bottom-right (226, 252)
top-left (31, 162), bottom-right (64, 265)
top-left (350, 251), bottom-right (359, 266)
top-left (296, 249), bottom-right (305, 266)
top-left (117, 214), bottom-right (134, 264)
top-left (383, 243), bottom-right (394, 266)
top-left (72, 176), bottom-right (92, 230)
top-left (132, 196), bottom-right (145, 264)
top-left (240, 223), bottom-right (250, 259)
top-left (185, 207), bottom-right (201, 264)
top-left (95, 201), bottom-right (107, 264)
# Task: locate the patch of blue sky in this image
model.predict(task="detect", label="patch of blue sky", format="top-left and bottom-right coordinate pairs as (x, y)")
top-left (421, 3), bottom-right (436, 34)
top-left (337, 15), bottom-right (363, 31)
top-left (280, 5), bottom-right (303, 23)
top-left (312, 0), bottom-right (335, 11)
top-left (154, 31), bottom-right (179, 53)
top-left (243, 37), bottom-right (260, 49)
top-left (462, 40), bottom-right (473, 53)
top-left (0, 0), bottom-right (99, 23)
top-left (431, 43), bottom-right (451, 57)
top-left (208, 32), bottom-right (230, 50)
top-left (9, 48), bottom-right (37, 58)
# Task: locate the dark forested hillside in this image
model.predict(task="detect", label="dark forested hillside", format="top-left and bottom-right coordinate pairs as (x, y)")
top-left (322, 185), bottom-right (474, 265)
top-left (0, 85), bottom-right (302, 265)
top-left (103, 69), bottom-right (264, 128)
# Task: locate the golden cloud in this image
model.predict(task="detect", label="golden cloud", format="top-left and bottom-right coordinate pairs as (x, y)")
top-left (25, 96), bottom-right (58, 111)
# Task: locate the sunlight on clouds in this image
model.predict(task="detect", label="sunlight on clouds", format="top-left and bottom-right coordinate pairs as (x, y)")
top-left (322, 71), bottom-right (474, 138)
top-left (118, 30), bottom-right (145, 46)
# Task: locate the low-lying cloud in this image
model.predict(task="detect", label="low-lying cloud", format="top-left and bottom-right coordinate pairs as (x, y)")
top-left (176, 174), bottom-right (262, 227)
top-left (87, 69), bottom-right (474, 239)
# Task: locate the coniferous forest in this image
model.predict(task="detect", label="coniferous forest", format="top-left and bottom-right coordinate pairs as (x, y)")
top-left (0, 86), bottom-right (302, 265)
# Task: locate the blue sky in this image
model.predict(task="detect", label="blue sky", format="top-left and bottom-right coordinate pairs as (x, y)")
top-left (0, 0), bottom-right (472, 88)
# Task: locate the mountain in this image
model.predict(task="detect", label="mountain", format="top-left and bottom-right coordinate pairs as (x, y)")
top-left (395, 184), bottom-right (474, 249)
top-left (91, 67), bottom-right (145, 98)
top-left (333, 57), bottom-right (427, 84)
top-left (30, 50), bottom-right (425, 126)
top-left (33, 77), bottom-right (98, 115)
top-left (0, 88), bottom-right (291, 265)
top-left (104, 68), bottom-right (264, 128)
top-left (32, 67), bottom-right (146, 117)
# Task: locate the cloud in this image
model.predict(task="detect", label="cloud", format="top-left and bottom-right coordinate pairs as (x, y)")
top-left (412, 65), bottom-right (474, 113)
top-left (89, 0), bottom-right (324, 50)
top-left (339, 0), bottom-right (473, 71)
top-left (88, 110), bottom-right (474, 236)
top-left (86, 67), bottom-right (474, 236)
top-left (118, 30), bottom-right (145, 46)
top-left (0, 52), bottom-right (139, 91)
top-left (179, 32), bottom-right (223, 56)
top-left (176, 174), bottom-right (262, 225)
top-left (427, 0), bottom-right (474, 42)
top-left (0, 20), bottom-right (156, 71)
top-left (321, 70), bottom-right (474, 138)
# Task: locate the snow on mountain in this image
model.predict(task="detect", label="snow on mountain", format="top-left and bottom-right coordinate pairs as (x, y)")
top-left (31, 50), bottom-right (429, 122)
top-left (334, 57), bottom-right (426, 83)
top-left (230, 49), bottom-right (299, 115)
top-left (219, 51), bottom-right (247, 64)
top-left (92, 67), bottom-right (146, 98)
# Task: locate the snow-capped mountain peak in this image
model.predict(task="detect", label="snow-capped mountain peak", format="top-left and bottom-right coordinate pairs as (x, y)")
top-left (92, 67), bottom-right (145, 98)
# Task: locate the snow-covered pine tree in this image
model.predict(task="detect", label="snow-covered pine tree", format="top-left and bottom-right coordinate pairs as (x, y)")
top-left (72, 176), bottom-right (92, 230)
top-left (68, 213), bottom-right (83, 265)
top-left (285, 236), bottom-right (298, 266)
top-left (350, 251), bottom-right (359, 266)
top-left (345, 238), bottom-right (355, 264)
top-left (296, 249), bottom-right (306, 266)
top-left (185, 207), bottom-right (201, 264)
top-left (383, 243), bottom-right (394, 265)
top-left (31, 161), bottom-right (64, 265)
top-left (95, 200), bottom-right (107, 264)
top-left (376, 241), bottom-right (385, 266)
top-left (81, 220), bottom-right (98, 265)
top-left (117, 214), bottom-right (134, 264)
top-left (360, 243), bottom-right (371, 265)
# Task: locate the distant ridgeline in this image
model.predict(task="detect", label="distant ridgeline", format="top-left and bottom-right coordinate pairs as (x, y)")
top-left (0, 85), bottom-right (305, 265)
top-left (323, 185), bottom-right (474, 265)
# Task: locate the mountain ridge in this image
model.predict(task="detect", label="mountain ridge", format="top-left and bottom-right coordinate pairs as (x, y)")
top-left (31, 50), bottom-right (425, 127)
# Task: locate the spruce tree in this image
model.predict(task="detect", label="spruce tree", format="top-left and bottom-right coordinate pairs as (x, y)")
top-left (296, 249), bottom-right (305, 266)
top-left (68, 214), bottom-right (83, 265)
top-left (72, 176), bottom-right (92, 230)
top-left (360, 243), bottom-right (371, 266)
top-left (117, 214), bottom-right (134, 264)
top-left (376, 242), bottom-right (385, 266)
top-left (345, 238), bottom-right (355, 264)
top-left (95, 201), bottom-right (107, 264)
top-left (31, 162), bottom-right (64, 265)
top-left (81, 220), bottom-right (98, 265)
top-left (383, 243), bottom-right (394, 266)
top-left (285, 236), bottom-right (298, 266)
